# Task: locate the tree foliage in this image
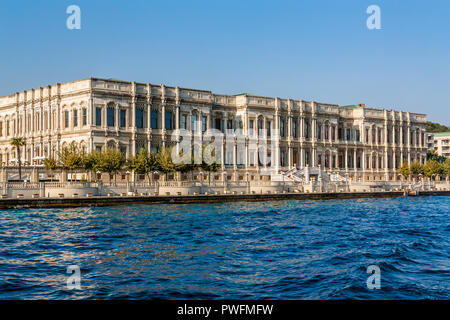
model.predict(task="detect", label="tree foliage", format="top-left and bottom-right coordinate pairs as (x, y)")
top-left (128, 148), bottom-right (159, 181)
top-left (156, 146), bottom-right (176, 175)
top-left (424, 159), bottom-right (442, 177)
top-left (58, 142), bottom-right (85, 171)
top-left (427, 150), bottom-right (446, 163)
top-left (95, 148), bottom-right (126, 182)
top-left (398, 162), bottom-right (411, 177)
top-left (10, 137), bottom-right (25, 180)
top-left (426, 121), bottom-right (450, 133)
top-left (410, 161), bottom-right (425, 175)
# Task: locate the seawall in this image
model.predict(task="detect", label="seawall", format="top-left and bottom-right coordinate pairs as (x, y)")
top-left (1, 190), bottom-right (450, 209)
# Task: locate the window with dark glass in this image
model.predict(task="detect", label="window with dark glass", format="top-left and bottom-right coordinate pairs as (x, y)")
top-left (96, 108), bottom-right (102, 126)
top-left (151, 110), bottom-right (158, 129)
top-left (65, 111), bottom-right (69, 128)
top-left (120, 110), bottom-right (126, 127)
top-left (73, 110), bottom-right (78, 127)
top-left (107, 108), bottom-right (115, 127)
top-left (165, 111), bottom-right (172, 130)
top-left (191, 115), bottom-right (197, 132)
top-left (136, 108), bottom-right (144, 128)
top-left (202, 116), bottom-right (207, 132)
top-left (181, 115), bottom-right (187, 129)
top-left (280, 119), bottom-right (284, 137)
top-left (293, 119), bottom-right (297, 138)
top-left (82, 108), bottom-right (87, 126)
top-left (215, 118), bottom-right (221, 130)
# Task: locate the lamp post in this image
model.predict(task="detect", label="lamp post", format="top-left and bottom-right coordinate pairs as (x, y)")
top-left (126, 170), bottom-right (130, 193)
top-left (223, 171), bottom-right (227, 193)
top-left (96, 170), bottom-right (101, 183)
top-left (199, 171), bottom-right (203, 194)
top-left (246, 172), bottom-right (250, 194)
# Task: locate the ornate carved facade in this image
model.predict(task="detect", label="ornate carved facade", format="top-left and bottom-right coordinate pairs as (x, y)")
top-left (0, 78), bottom-right (428, 181)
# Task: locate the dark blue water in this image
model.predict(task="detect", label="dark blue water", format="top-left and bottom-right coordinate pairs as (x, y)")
top-left (0, 196), bottom-right (449, 299)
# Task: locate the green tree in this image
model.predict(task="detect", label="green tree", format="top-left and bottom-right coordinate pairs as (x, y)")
top-left (426, 121), bottom-right (450, 133)
top-left (398, 162), bottom-right (411, 178)
top-left (10, 137), bottom-right (25, 180)
top-left (43, 157), bottom-right (58, 182)
top-left (156, 146), bottom-right (176, 179)
top-left (128, 148), bottom-right (159, 182)
top-left (410, 161), bottom-right (424, 175)
top-left (83, 151), bottom-right (102, 182)
top-left (442, 158), bottom-right (450, 176)
top-left (427, 150), bottom-right (446, 163)
top-left (201, 146), bottom-right (221, 185)
top-left (58, 142), bottom-right (85, 181)
top-left (424, 159), bottom-right (442, 178)
top-left (96, 148), bottom-right (125, 183)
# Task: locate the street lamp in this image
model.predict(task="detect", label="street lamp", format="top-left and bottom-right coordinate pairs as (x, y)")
top-left (126, 170), bottom-right (130, 182)
top-left (246, 172), bottom-right (250, 194)
top-left (199, 171), bottom-right (204, 193)
top-left (96, 170), bottom-right (101, 183)
top-left (223, 171), bottom-right (227, 193)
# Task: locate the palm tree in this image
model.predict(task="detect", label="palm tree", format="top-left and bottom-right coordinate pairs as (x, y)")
top-left (10, 137), bottom-right (25, 180)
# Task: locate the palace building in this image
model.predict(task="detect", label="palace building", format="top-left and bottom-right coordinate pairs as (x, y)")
top-left (0, 78), bottom-right (428, 181)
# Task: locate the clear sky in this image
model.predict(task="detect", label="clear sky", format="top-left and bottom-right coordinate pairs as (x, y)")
top-left (0, 0), bottom-right (449, 124)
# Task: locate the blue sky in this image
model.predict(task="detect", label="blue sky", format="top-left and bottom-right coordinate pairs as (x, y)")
top-left (0, 0), bottom-right (449, 124)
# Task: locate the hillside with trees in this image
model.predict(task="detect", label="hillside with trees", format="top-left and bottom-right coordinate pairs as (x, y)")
top-left (426, 121), bottom-right (450, 133)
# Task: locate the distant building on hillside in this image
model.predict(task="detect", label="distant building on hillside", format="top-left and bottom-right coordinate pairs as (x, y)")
top-left (433, 132), bottom-right (450, 158)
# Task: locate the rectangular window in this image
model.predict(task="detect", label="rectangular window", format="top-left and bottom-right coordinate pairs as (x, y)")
top-left (249, 120), bottom-right (254, 135)
top-left (181, 115), bottom-right (187, 129)
top-left (82, 108), bottom-right (87, 126)
top-left (0, 122), bottom-right (2, 137)
top-left (280, 119), bottom-right (284, 137)
top-left (202, 116), bottom-right (207, 132)
top-left (356, 129), bottom-right (360, 142)
top-left (64, 111), bottom-right (69, 128)
top-left (215, 118), bottom-right (221, 130)
top-left (120, 110), bottom-right (126, 127)
top-left (107, 108), bottom-right (115, 127)
top-left (96, 107), bottom-right (102, 126)
top-left (165, 111), bottom-right (172, 130)
top-left (73, 110), bottom-right (78, 127)
top-left (136, 108), bottom-right (144, 128)
top-left (151, 110), bottom-right (158, 129)
top-left (293, 120), bottom-right (297, 138)
top-left (267, 121), bottom-right (271, 137)
top-left (191, 116), bottom-right (197, 132)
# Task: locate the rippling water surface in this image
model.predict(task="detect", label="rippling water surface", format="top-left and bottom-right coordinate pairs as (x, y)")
top-left (0, 196), bottom-right (449, 299)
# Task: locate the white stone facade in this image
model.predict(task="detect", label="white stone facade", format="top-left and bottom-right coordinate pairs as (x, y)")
top-left (0, 78), bottom-right (428, 181)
